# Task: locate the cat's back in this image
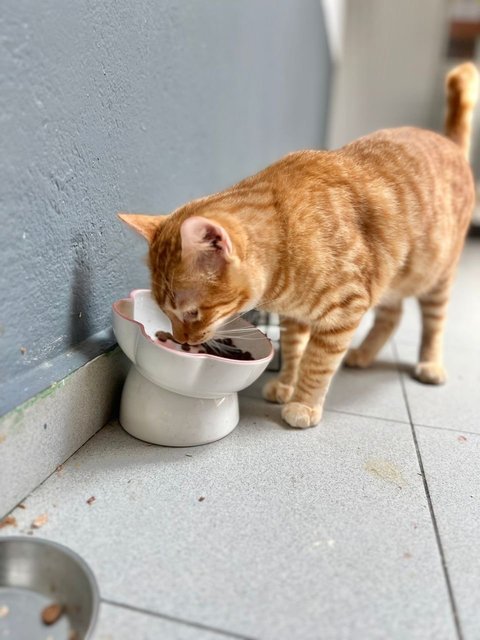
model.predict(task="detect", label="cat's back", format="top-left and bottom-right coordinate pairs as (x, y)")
top-left (340, 126), bottom-right (472, 198)
top-left (242, 126), bottom-right (472, 208)
top-left (342, 125), bottom-right (462, 160)
top-left (221, 125), bottom-right (473, 241)
top-left (338, 126), bottom-right (474, 227)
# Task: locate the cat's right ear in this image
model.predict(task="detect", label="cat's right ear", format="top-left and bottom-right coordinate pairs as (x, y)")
top-left (117, 212), bottom-right (165, 242)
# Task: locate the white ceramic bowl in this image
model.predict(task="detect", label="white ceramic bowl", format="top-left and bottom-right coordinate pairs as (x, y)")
top-left (112, 289), bottom-right (274, 399)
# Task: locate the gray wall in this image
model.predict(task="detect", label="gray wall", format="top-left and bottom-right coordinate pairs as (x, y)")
top-left (0, 0), bottom-right (331, 415)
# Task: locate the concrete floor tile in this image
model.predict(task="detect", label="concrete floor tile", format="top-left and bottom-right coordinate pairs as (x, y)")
top-left (416, 426), bottom-right (480, 640)
top-left (3, 405), bottom-right (456, 640)
top-left (94, 602), bottom-right (235, 640)
top-left (326, 343), bottom-right (408, 422)
top-left (397, 342), bottom-right (480, 434)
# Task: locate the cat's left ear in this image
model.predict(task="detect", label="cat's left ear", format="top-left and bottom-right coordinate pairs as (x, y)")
top-left (180, 216), bottom-right (234, 264)
top-left (118, 212), bottom-right (165, 242)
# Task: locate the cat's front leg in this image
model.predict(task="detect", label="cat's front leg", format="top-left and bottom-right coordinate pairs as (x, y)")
top-left (262, 317), bottom-right (310, 404)
top-left (282, 321), bottom-right (360, 428)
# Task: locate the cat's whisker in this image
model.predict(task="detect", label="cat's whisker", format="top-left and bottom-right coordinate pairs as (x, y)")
top-left (215, 327), bottom-right (259, 334)
top-left (219, 337), bottom-right (266, 343)
top-left (214, 328), bottom-right (263, 336)
top-left (219, 302), bottom-right (279, 328)
top-left (204, 340), bottom-right (224, 356)
top-left (212, 333), bottom-right (266, 343)
top-left (219, 314), bottom-right (244, 327)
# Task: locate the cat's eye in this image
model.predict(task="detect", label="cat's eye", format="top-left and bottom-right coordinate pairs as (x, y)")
top-left (184, 309), bottom-right (199, 322)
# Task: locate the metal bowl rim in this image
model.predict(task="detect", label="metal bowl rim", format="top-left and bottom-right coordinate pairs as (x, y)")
top-left (0, 535), bottom-right (100, 639)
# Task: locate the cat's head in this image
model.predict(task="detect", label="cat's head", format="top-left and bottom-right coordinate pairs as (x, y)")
top-left (119, 210), bottom-right (257, 345)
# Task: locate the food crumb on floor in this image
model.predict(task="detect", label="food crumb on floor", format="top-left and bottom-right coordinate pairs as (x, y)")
top-left (86, 496), bottom-right (96, 505)
top-left (31, 513), bottom-right (48, 529)
top-left (0, 605), bottom-right (9, 618)
top-left (0, 516), bottom-right (17, 529)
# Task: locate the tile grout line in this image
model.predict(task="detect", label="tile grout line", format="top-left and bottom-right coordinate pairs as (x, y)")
top-left (414, 422), bottom-right (480, 438)
top-left (240, 392), bottom-right (412, 427)
top-left (324, 406), bottom-right (410, 426)
top-left (101, 597), bottom-right (258, 640)
top-left (392, 341), bottom-right (464, 640)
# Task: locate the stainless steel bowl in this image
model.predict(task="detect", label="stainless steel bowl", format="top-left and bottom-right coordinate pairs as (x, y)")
top-left (0, 536), bottom-right (99, 639)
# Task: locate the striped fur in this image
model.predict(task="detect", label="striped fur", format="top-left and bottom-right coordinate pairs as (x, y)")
top-left (120, 63), bottom-right (478, 428)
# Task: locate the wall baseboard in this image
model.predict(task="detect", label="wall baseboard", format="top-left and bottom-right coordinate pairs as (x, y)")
top-left (0, 328), bottom-right (117, 418)
top-left (0, 348), bottom-right (129, 517)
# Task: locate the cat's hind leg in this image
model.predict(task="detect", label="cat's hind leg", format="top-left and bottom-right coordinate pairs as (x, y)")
top-left (414, 279), bottom-right (452, 385)
top-left (262, 317), bottom-right (310, 404)
top-left (344, 300), bottom-right (403, 368)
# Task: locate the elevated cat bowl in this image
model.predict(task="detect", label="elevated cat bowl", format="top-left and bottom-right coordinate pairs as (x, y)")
top-left (112, 290), bottom-right (273, 446)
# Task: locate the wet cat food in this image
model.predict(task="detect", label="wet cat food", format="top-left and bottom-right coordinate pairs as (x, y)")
top-left (155, 331), bottom-right (172, 342)
top-left (155, 331), bottom-right (254, 361)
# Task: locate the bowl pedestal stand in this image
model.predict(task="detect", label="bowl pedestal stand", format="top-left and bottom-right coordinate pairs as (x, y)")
top-left (119, 365), bottom-right (239, 447)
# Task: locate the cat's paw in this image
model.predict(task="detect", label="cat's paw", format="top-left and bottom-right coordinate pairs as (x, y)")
top-left (262, 379), bottom-right (294, 404)
top-left (413, 362), bottom-right (447, 385)
top-left (344, 347), bottom-right (373, 369)
top-left (281, 402), bottom-right (323, 428)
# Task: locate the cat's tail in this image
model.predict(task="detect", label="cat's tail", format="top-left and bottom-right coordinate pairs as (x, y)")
top-left (445, 62), bottom-right (479, 160)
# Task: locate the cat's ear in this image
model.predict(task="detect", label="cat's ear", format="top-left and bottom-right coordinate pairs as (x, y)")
top-left (180, 216), bottom-right (233, 263)
top-left (118, 212), bottom-right (165, 242)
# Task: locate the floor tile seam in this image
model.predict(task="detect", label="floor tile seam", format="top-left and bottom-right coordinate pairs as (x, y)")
top-left (323, 406), bottom-right (410, 426)
top-left (392, 341), bottom-right (464, 640)
top-left (414, 423), bottom-right (480, 438)
top-left (101, 597), bottom-right (258, 640)
top-left (240, 395), bottom-right (411, 427)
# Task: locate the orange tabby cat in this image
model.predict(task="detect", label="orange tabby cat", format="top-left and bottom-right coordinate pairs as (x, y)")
top-left (120, 62), bottom-right (478, 428)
